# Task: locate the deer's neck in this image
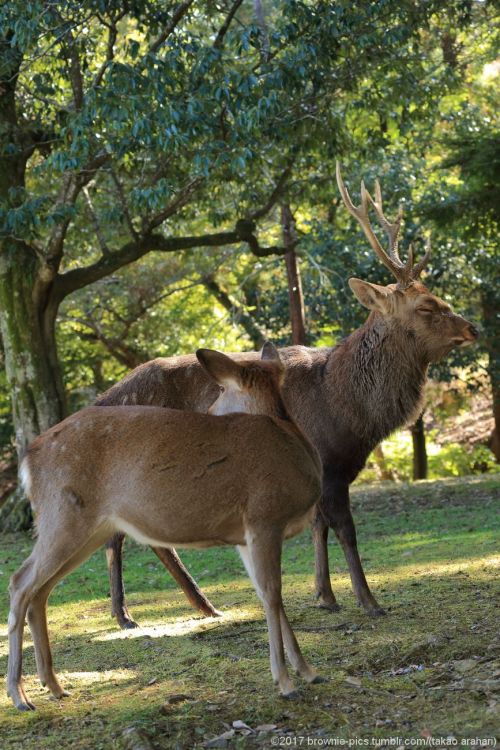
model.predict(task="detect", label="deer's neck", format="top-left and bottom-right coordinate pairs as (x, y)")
top-left (332, 316), bottom-right (428, 446)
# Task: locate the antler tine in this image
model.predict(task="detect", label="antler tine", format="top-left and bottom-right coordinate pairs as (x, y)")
top-left (336, 162), bottom-right (406, 284)
top-left (366, 178), bottom-right (403, 265)
top-left (335, 160), bottom-right (362, 218)
top-left (411, 237), bottom-right (431, 280)
top-left (404, 243), bottom-right (414, 279)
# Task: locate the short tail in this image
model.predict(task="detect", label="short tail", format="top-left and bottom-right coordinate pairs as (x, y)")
top-left (19, 457), bottom-right (32, 499)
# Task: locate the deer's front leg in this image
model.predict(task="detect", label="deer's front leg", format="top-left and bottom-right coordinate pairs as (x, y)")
top-left (105, 534), bottom-right (139, 629)
top-left (320, 470), bottom-right (385, 617)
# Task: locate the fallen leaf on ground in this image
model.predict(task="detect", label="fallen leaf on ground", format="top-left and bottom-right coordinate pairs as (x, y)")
top-left (203, 730), bottom-right (235, 748)
top-left (232, 719), bottom-right (255, 733)
top-left (256, 724), bottom-right (278, 731)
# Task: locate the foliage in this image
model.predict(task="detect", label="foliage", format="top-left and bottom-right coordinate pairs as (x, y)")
top-left (359, 431), bottom-right (498, 484)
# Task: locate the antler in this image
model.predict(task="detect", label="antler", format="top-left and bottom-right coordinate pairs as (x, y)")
top-left (336, 162), bottom-right (430, 288)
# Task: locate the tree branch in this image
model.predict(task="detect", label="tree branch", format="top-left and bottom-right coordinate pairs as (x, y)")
top-left (110, 165), bottom-right (139, 240)
top-left (148, 1), bottom-right (196, 54)
top-left (248, 159), bottom-right (295, 221)
top-left (92, 12), bottom-right (124, 88)
top-left (254, 0), bottom-right (270, 62)
top-left (71, 318), bottom-right (147, 369)
top-left (143, 177), bottom-right (204, 232)
top-left (45, 151), bottom-right (109, 268)
top-left (214, 0), bottom-right (245, 49)
top-left (62, 33), bottom-right (84, 110)
top-left (53, 222), bottom-right (287, 300)
top-left (83, 184), bottom-right (109, 255)
top-left (203, 275), bottom-right (266, 348)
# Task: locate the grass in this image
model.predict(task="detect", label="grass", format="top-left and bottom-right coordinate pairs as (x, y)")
top-left (0, 474), bottom-right (498, 749)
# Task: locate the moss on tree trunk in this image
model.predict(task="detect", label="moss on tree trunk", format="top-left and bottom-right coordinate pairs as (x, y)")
top-left (0, 243), bottom-right (66, 530)
top-left (0, 244), bottom-right (65, 448)
top-left (0, 39), bottom-right (67, 530)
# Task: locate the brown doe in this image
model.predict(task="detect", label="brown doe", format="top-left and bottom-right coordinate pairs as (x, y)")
top-left (96, 163), bottom-right (479, 627)
top-left (7, 344), bottom-right (323, 711)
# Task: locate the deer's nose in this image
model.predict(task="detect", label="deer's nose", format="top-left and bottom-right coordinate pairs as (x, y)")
top-left (467, 323), bottom-right (480, 340)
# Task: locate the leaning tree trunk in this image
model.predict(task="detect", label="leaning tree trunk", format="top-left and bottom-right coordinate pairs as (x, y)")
top-left (281, 203), bottom-right (307, 346)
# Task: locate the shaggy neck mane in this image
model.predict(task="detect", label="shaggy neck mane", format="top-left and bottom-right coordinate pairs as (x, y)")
top-left (332, 313), bottom-right (428, 447)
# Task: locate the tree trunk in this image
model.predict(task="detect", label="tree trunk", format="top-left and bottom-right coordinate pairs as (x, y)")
top-left (373, 444), bottom-right (395, 481)
top-left (0, 246), bottom-right (66, 530)
top-left (281, 204), bottom-right (307, 346)
top-left (411, 413), bottom-right (428, 480)
top-left (481, 290), bottom-right (500, 462)
top-left (203, 276), bottom-right (266, 349)
top-left (0, 245), bottom-right (66, 454)
top-left (0, 38), bottom-right (67, 530)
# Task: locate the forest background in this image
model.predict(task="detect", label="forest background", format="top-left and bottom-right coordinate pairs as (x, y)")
top-left (0, 0), bottom-right (499, 530)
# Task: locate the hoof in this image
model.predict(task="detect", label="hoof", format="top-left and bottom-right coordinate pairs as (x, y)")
top-left (202, 608), bottom-right (223, 618)
top-left (282, 689), bottom-right (301, 700)
top-left (49, 689), bottom-right (70, 701)
top-left (120, 619), bottom-right (140, 630)
top-left (317, 601), bottom-right (342, 613)
top-left (366, 606), bottom-right (386, 617)
top-left (16, 701), bottom-right (36, 711)
top-left (310, 675), bottom-right (328, 684)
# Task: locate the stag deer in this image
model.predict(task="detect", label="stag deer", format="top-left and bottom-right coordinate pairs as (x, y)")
top-left (7, 345), bottom-right (324, 710)
top-left (96, 163), bottom-right (479, 627)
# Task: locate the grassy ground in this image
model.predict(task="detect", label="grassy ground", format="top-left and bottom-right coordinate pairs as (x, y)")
top-left (0, 474), bottom-right (498, 749)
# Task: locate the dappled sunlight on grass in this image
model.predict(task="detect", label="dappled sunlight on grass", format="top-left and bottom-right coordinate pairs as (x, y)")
top-left (60, 669), bottom-right (135, 684)
top-left (356, 553), bottom-right (498, 583)
top-left (93, 606), bottom-right (258, 642)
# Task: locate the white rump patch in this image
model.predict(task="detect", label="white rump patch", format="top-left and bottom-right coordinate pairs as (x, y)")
top-left (19, 459), bottom-right (32, 498)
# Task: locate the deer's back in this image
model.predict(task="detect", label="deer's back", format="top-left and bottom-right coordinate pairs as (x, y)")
top-left (95, 346), bottom-right (362, 473)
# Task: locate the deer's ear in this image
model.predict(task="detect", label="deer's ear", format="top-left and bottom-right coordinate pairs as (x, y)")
top-left (260, 341), bottom-right (283, 369)
top-left (196, 349), bottom-right (241, 387)
top-left (348, 278), bottom-right (391, 313)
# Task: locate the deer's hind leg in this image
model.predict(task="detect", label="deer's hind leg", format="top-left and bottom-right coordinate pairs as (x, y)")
top-left (312, 508), bottom-right (341, 611)
top-left (151, 546), bottom-right (221, 617)
top-left (105, 534), bottom-right (138, 629)
top-left (8, 522), bottom-right (109, 711)
top-left (27, 529), bottom-right (110, 701)
top-left (238, 531), bottom-right (297, 698)
top-left (7, 555), bottom-right (37, 711)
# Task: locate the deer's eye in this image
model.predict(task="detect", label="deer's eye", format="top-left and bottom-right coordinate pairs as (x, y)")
top-left (417, 307), bottom-right (434, 315)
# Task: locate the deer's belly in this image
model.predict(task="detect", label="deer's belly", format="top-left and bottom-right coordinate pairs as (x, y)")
top-left (283, 507), bottom-right (315, 540)
top-left (108, 513), bottom-right (246, 548)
